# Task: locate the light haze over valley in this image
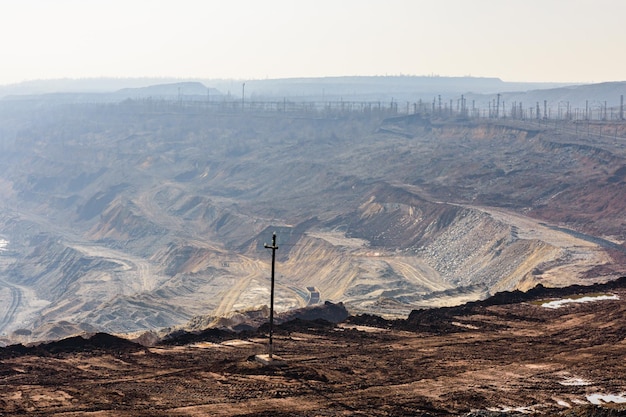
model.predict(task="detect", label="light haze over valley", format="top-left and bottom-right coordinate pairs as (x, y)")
top-left (1, 2), bottom-right (626, 415)
top-left (0, 0), bottom-right (625, 340)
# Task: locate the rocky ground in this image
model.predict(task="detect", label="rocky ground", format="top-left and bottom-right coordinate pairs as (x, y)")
top-left (1, 278), bottom-right (625, 416)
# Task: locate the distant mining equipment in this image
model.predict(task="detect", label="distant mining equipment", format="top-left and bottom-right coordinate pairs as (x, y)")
top-left (307, 286), bottom-right (321, 305)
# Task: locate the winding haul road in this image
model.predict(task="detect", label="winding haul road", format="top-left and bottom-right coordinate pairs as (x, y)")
top-left (0, 280), bottom-right (21, 334)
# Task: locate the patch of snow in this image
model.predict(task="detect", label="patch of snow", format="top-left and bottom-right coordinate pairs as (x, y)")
top-left (541, 294), bottom-right (619, 309)
top-left (0, 238), bottom-right (7, 252)
top-left (451, 321), bottom-right (479, 330)
top-left (559, 377), bottom-right (592, 386)
top-left (587, 393), bottom-right (626, 405)
top-left (488, 405), bottom-right (534, 414)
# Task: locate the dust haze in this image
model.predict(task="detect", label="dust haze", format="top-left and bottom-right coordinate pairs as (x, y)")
top-left (0, 76), bottom-right (625, 415)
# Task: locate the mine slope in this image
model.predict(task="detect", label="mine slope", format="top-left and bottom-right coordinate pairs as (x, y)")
top-left (0, 98), bottom-right (625, 343)
top-left (0, 278), bottom-right (625, 416)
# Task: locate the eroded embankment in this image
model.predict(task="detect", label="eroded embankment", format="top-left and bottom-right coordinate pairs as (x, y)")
top-left (263, 182), bottom-right (613, 317)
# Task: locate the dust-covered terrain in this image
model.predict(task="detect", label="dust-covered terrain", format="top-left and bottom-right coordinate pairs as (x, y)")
top-left (1, 278), bottom-right (625, 416)
top-left (0, 94), bottom-right (626, 344)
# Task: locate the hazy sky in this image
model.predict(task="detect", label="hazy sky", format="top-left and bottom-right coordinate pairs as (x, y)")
top-left (1, 0), bottom-right (625, 85)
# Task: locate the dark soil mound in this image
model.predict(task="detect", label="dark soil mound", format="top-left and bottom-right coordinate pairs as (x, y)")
top-left (480, 276), bottom-right (626, 307)
top-left (277, 301), bottom-right (349, 324)
top-left (344, 313), bottom-right (393, 328)
top-left (0, 332), bottom-right (142, 357)
top-left (0, 343), bottom-right (31, 359)
top-left (348, 277), bottom-right (626, 334)
top-left (159, 327), bottom-right (243, 346)
top-left (40, 332), bottom-right (142, 354)
top-left (401, 277), bottom-right (626, 333)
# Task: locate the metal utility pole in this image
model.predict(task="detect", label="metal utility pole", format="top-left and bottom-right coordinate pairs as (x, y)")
top-left (536, 102), bottom-right (540, 120)
top-left (264, 232), bottom-right (278, 358)
top-left (496, 94), bottom-right (500, 119)
top-left (460, 95), bottom-right (466, 118)
top-left (241, 82), bottom-right (246, 111)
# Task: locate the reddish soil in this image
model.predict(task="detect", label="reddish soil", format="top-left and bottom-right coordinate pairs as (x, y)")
top-left (1, 279), bottom-right (626, 416)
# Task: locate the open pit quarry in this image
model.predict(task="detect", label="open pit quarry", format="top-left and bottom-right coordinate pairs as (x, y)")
top-left (0, 99), bottom-right (625, 346)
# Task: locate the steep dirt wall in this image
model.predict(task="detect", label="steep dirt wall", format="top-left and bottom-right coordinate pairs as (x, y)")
top-left (280, 183), bottom-right (579, 314)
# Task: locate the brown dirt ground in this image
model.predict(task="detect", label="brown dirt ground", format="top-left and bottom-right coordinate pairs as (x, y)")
top-left (1, 282), bottom-right (626, 416)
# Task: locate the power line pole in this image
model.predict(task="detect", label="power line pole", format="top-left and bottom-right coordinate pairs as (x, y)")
top-left (241, 82), bottom-right (246, 112)
top-left (264, 232), bottom-right (278, 358)
top-left (496, 94), bottom-right (500, 119)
